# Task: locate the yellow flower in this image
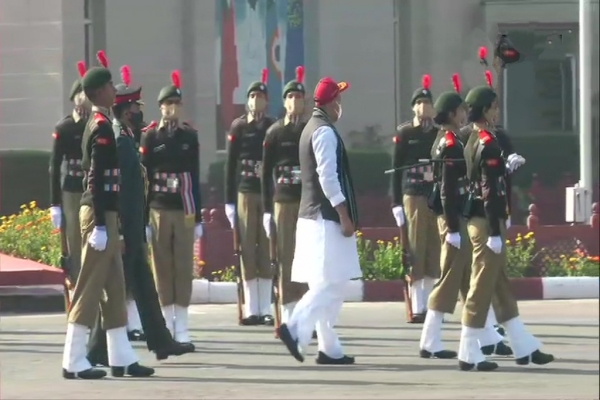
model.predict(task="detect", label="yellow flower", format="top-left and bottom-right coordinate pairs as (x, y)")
top-left (0, 216), bottom-right (6, 221)
top-left (19, 204), bottom-right (27, 209)
top-left (560, 254), bottom-right (566, 259)
top-left (517, 233), bottom-right (522, 238)
top-left (516, 237), bottom-right (522, 242)
top-left (505, 239), bottom-right (511, 244)
top-left (41, 246), bottom-right (47, 251)
top-left (524, 232), bottom-right (534, 240)
top-left (376, 239), bottom-right (384, 244)
top-left (29, 201), bottom-right (37, 208)
top-left (356, 231), bottom-right (363, 237)
top-left (393, 236), bottom-right (399, 241)
top-left (569, 257), bottom-right (578, 263)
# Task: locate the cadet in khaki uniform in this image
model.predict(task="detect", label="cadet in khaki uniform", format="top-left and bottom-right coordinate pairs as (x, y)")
top-left (62, 62), bottom-right (154, 379)
top-left (224, 69), bottom-right (276, 325)
top-left (261, 66), bottom-right (309, 323)
top-left (49, 60), bottom-right (90, 282)
top-left (458, 71), bottom-right (554, 372)
top-left (391, 75), bottom-right (441, 323)
top-left (141, 70), bottom-right (203, 347)
top-left (418, 74), bottom-right (513, 359)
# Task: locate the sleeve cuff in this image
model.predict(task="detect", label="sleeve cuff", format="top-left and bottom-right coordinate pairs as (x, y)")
top-left (329, 192), bottom-right (346, 208)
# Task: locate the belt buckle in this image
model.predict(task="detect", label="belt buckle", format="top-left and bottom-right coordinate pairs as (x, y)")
top-left (423, 172), bottom-right (434, 182)
top-left (254, 162), bottom-right (262, 175)
top-left (167, 177), bottom-right (179, 189)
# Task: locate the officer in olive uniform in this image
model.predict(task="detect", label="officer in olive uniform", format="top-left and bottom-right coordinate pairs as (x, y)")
top-left (261, 66), bottom-right (309, 324)
top-left (457, 72), bottom-right (554, 372)
top-left (62, 55), bottom-right (154, 379)
top-left (225, 69), bottom-right (276, 326)
top-left (87, 66), bottom-right (193, 367)
top-left (49, 61), bottom-right (91, 282)
top-left (141, 70), bottom-right (203, 347)
top-left (390, 74), bottom-right (441, 323)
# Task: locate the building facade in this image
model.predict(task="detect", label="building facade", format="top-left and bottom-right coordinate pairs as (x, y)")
top-left (0, 0), bottom-right (597, 179)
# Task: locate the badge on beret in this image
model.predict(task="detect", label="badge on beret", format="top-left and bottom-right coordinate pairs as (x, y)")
top-left (176, 89), bottom-right (181, 95)
top-left (260, 84), bottom-right (265, 91)
top-left (297, 84), bottom-right (303, 90)
top-left (422, 89), bottom-right (428, 95)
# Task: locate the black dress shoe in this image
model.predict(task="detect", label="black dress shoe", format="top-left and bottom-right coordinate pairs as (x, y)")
top-left (111, 362), bottom-right (155, 377)
top-left (419, 349), bottom-right (457, 359)
top-left (127, 330), bottom-right (146, 342)
top-left (515, 350), bottom-right (555, 366)
top-left (261, 315), bottom-right (275, 326)
top-left (458, 360), bottom-right (498, 371)
top-left (482, 341), bottom-right (513, 356)
top-left (409, 313), bottom-right (426, 324)
top-left (315, 351), bottom-right (355, 365)
top-left (155, 341), bottom-right (196, 361)
top-left (276, 323), bottom-right (304, 362)
top-left (63, 368), bottom-right (107, 380)
top-left (241, 315), bottom-right (261, 326)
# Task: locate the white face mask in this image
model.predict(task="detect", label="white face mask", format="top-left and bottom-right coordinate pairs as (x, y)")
top-left (335, 101), bottom-right (343, 120)
top-left (161, 104), bottom-right (181, 120)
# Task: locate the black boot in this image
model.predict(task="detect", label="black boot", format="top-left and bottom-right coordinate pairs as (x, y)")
top-left (408, 313), bottom-right (426, 324)
top-left (111, 362), bottom-right (155, 377)
top-left (420, 349), bottom-right (457, 359)
top-left (516, 350), bottom-right (555, 366)
top-left (87, 353), bottom-right (109, 367)
top-left (63, 368), bottom-right (107, 380)
top-left (155, 341), bottom-right (196, 361)
top-left (240, 315), bottom-right (261, 326)
top-left (261, 315), bottom-right (275, 326)
top-left (127, 330), bottom-right (146, 342)
top-left (315, 351), bottom-right (355, 365)
top-left (481, 341), bottom-right (513, 356)
top-left (458, 360), bottom-right (498, 371)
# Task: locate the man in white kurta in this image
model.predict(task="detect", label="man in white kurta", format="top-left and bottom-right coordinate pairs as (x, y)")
top-left (276, 77), bottom-right (362, 365)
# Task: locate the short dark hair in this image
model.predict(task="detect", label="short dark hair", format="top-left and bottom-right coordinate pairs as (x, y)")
top-left (467, 101), bottom-right (495, 123)
top-left (433, 112), bottom-right (450, 126)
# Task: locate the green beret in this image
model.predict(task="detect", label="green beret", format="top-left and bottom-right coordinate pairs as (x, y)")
top-left (157, 85), bottom-right (182, 104)
top-left (246, 81), bottom-right (268, 97)
top-left (69, 79), bottom-right (83, 102)
top-left (82, 67), bottom-right (112, 93)
top-left (465, 86), bottom-right (497, 108)
top-left (282, 80), bottom-right (305, 98)
top-left (411, 88), bottom-right (433, 106)
top-left (434, 91), bottom-right (463, 114)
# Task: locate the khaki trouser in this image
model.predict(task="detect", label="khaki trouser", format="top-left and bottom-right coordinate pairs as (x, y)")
top-left (462, 217), bottom-right (520, 328)
top-left (237, 192), bottom-right (270, 280)
top-left (149, 209), bottom-right (195, 307)
top-left (274, 201), bottom-right (307, 305)
top-left (403, 195), bottom-right (441, 280)
top-left (428, 216), bottom-right (472, 314)
top-left (62, 191), bottom-right (82, 281)
top-left (68, 207), bottom-right (127, 329)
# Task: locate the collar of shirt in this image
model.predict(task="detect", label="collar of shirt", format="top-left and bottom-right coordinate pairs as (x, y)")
top-left (91, 105), bottom-right (111, 117)
top-left (284, 114), bottom-right (301, 126)
top-left (158, 118), bottom-right (179, 132)
top-left (112, 118), bottom-right (134, 138)
top-left (247, 112), bottom-right (264, 123)
top-left (413, 117), bottom-right (433, 131)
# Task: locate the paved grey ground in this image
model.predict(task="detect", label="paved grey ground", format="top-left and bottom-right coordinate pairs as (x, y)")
top-left (1, 301), bottom-right (598, 399)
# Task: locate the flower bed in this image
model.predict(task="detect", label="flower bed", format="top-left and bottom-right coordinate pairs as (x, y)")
top-left (1, 203), bottom-right (598, 283)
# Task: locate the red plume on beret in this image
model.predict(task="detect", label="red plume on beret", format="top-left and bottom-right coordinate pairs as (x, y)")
top-left (295, 66), bottom-right (305, 84)
top-left (76, 61), bottom-right (87, 77)
top-left (479, 46), bottom-right (489, 66)
top-left (485, 70), bottom-right (493, 88)
top-left (120, 65), bottom-right (131, 86)
top-left (261, 68), bottom-right (268, 85)
top-left (171, 70), bottom-right (181, 89)
top-left (422, 74), bottom-right (431, 90)
top-left (96, 50), bottom-right (109, 68)
top-left (452, 73), bottom-right (461, 94)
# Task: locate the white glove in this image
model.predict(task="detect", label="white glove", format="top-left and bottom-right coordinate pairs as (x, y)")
top-left (486, 236), bottom-right (503, 254)
top-left (224, 203), bottom-right (236, 229)
top-left (445, 232), bottom-right (461, 249)
top-left (392, 206), bottom-right (405, 227)
top-left (50, 206), bottom-right (62, 229)
top-left (505, 218), bottom-right (511, 230)
top-left (88, 226), bottom-right (108, 251)
top-left (262, 213), bottom-right (272, 238)
top-left (194, 223), bottom-right (203, 239)
top-left (145, 225), bottom-right (152, 241)
top-left (506, 153), bottom-right (526, 173)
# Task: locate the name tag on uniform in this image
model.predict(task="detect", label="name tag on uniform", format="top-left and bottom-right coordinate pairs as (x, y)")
top-left (167, 177), bottom-right (179, 189)
top-left (424, 171), bottom-right (434, 182)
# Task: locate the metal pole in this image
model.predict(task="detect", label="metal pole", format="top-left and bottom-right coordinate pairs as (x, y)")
top-left (579, 0), bottom-right (592, 191)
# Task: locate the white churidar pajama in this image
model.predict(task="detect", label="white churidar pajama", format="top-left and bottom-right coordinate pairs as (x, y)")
top-left (286, 125), bottom-right (362, 359)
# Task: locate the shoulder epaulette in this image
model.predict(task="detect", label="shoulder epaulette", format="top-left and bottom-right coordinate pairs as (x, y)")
top-left (141, 121), bottom-right (158, 132)
top-left (93, 112), bottom-right (108, 124)
top-left (478, 129), bottom-right (494, 145)
top-left (444, 131), bottom-right (456, 147)
top-left (396, 121), bottom-right (411, 132)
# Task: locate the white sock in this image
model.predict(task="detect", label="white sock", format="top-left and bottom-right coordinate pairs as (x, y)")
top-left (62, 323), bottom-right (92, 373)
top-left (243, 279), bottom-right (259, 317)
top-left (458, 325), bottom-right (486, 364)
top-left (161, 305), bottom-right (175, 337)
top-left (106, 326), bottom-right (138, 367)
top-left (174, 305), bottom-right (191, 343)
top-left (126, 300), bottom-right (142, 332)
top-left (410, 279), bottom-right (425, 314)
top-left (504, 317), bottom-right (541, 358)
top-left (419, 310), bottom-right (444, 352)
top-left (258, 278), bottom-right (274, 316)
